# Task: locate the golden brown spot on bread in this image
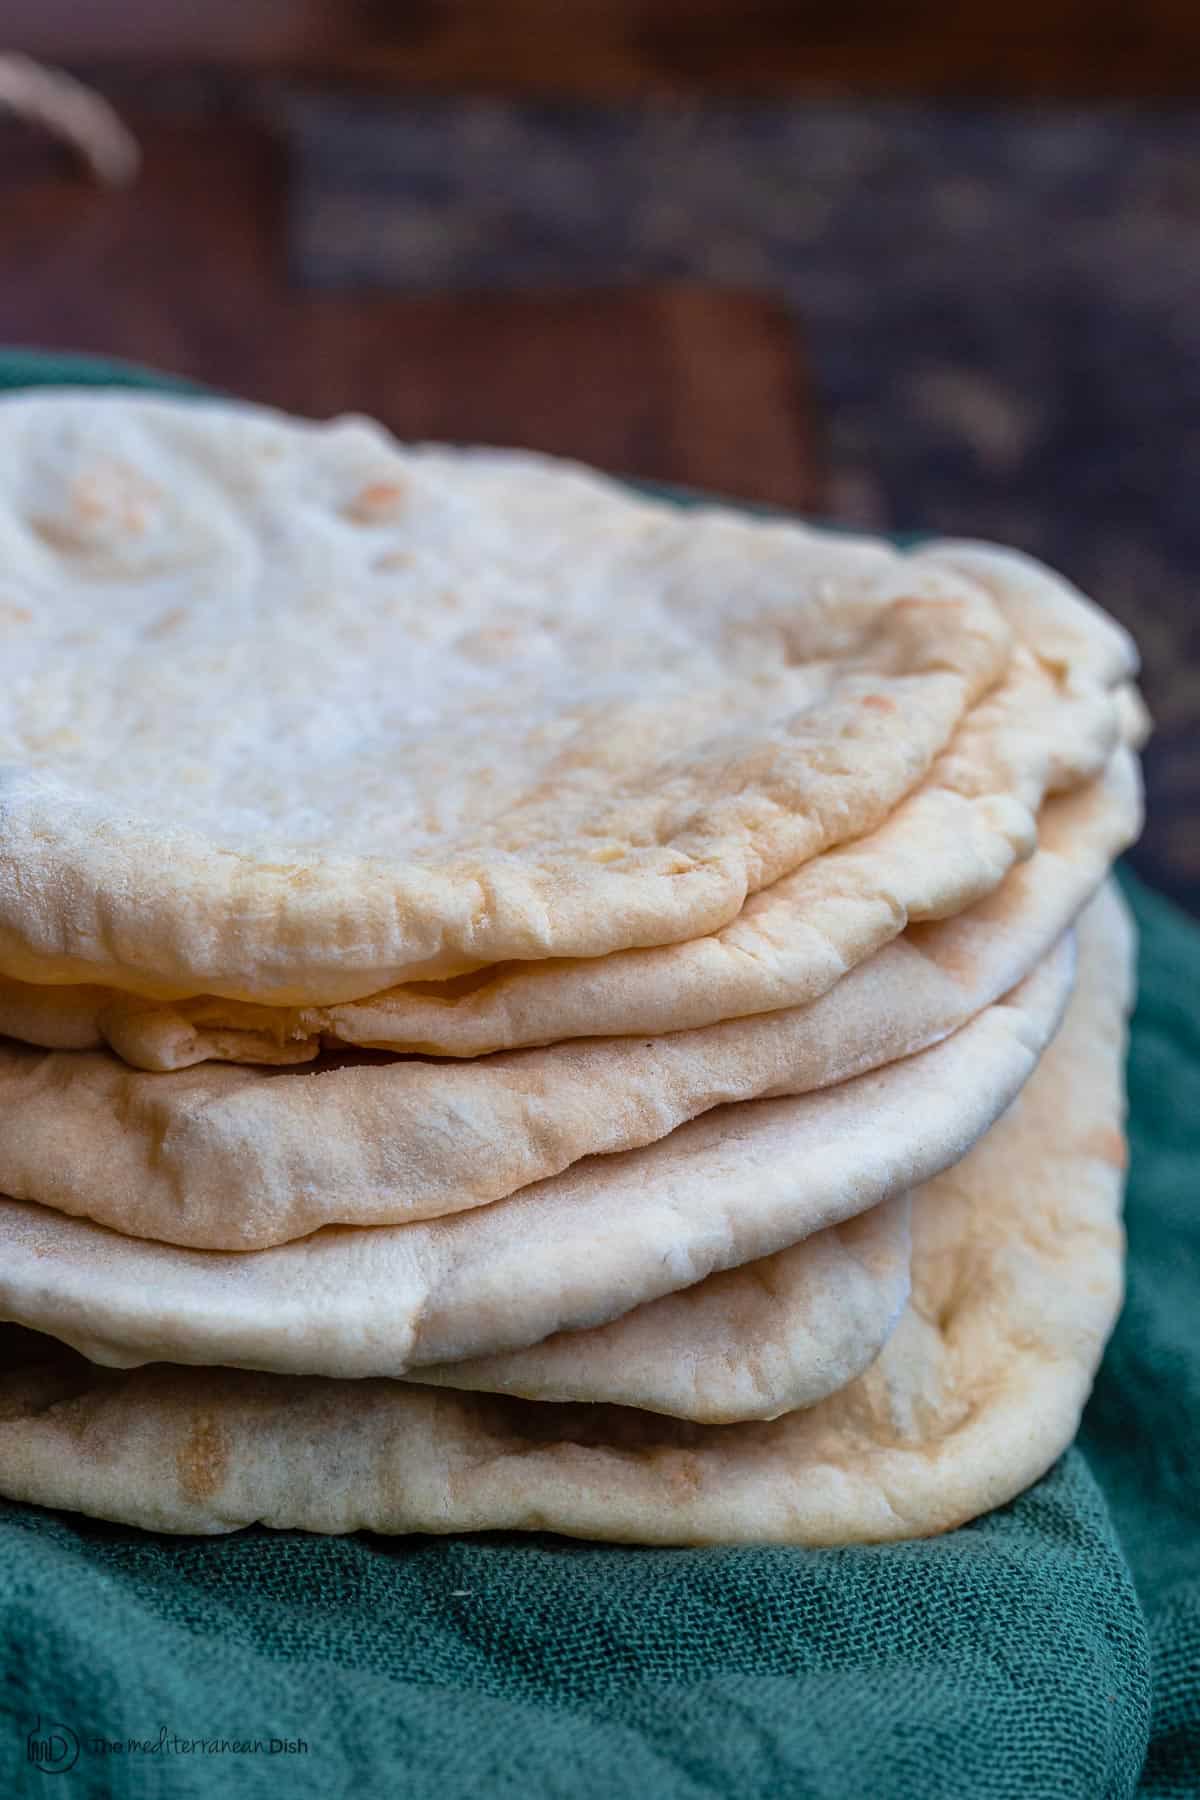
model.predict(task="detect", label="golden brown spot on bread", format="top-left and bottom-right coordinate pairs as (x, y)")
top-left (1085, 1127), bottom-right (1128, 1169)
top-left (177, 1413), bottom-right (230, 1502)
top-left (904, 918), bottom-right (976, 980)
top-left (345, 480), bottom-right (407, 522)
top-left (30, 515), bottom-right (82, 551)
top-left (860, 694), bottom-right (895, 713)
top-left (32, 463), bottom-right (161, 549)
top-left (74, 467), bottom-right (161, 533)
top-left (663, 1452), bottom-right (704, 1499)
top-left (147, 606), bottom-right (187, 639)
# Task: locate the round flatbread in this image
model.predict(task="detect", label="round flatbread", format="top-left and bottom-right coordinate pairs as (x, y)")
top-left (0, 392), bottom-right (1022, 1002)
top-left (0, 753), bottom-right (1133, 1249)
top-left (408, 1193), bottom-right (913, 1423)
top-left (0, 934), bottom-right (1071, 1377)
top-left (0, 635), bottom-right (1140, 1073)
top-left (0, 884), bottom-right (1131, 1542)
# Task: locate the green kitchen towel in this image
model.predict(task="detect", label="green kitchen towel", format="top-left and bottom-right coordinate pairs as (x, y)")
top-left (0, 355), bottom-right (1196, 1800)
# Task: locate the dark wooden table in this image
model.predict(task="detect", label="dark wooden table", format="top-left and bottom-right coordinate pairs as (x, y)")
top-left (0, 115), bottom-right (824, 511)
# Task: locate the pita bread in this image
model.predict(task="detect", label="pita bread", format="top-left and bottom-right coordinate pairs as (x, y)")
top-left (0, 752), bottom-right (1132, 1250)
top-left (406, 1193), bottom-right (913, 1423)
top-left (911, 540), bottom-right (1136, 684)
top-left (0, 884), bottom-right (1131, 1542)
top-left (0, 392), bottom-right (1023, 1004)
top-left (0, 1197), bottom-right (913, 1431)
top-left (0, 933), bottom-right (1071, 1376)
top-left (0, 662), bottom-right (1137, 1074)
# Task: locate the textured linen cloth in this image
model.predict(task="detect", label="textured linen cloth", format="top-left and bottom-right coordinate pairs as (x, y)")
top-left (0, 354), bottom-right (1196, 1799)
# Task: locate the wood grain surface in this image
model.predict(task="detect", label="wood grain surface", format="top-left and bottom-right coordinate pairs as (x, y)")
top-left (0, 115), bottom-right (822, 508)
top-left (9, 0), bottom-right (1200, 96)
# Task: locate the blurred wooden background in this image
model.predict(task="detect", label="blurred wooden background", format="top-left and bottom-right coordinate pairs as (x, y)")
top-left (8, 0), bottom-right (1200, 94)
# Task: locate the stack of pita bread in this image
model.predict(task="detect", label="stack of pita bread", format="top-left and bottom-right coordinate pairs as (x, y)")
top-left (0, 391), bottom-right (1144, 1545)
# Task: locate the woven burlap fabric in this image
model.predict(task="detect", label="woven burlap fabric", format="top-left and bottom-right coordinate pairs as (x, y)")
top-left (0, 358), bottom-right (1194, 1798)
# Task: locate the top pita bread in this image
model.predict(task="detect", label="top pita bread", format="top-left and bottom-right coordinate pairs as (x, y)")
top-left (0, 655), bottom-right (1135, 1072)
top-left (0, 393), bottom-right (1132, 1007)
top-left (0, 390), bottom-right (1002, 999)
top-left (0, 883), bottom-right (1132, 1543)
